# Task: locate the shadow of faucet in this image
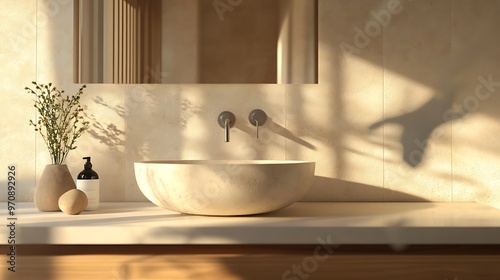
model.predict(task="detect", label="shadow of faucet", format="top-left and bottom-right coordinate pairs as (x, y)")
top-left (232, 116), bottom-right (316, 150)
top-left (269, 118), bottom-right (317, 150)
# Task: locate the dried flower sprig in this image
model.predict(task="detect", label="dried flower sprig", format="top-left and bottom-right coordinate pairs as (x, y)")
top-left (25, 82), bottom-right (89, 165)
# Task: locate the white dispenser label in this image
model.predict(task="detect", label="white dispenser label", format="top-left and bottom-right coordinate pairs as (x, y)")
top-left (77, 179), bottom-right (100, 210)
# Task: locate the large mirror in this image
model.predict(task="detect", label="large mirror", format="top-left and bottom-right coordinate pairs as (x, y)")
top-left (74, 0), bottom-right (317, 84)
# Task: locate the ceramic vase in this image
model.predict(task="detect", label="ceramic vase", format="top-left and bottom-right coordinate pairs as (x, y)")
top-left (34, 164), bottom-right (76, 212)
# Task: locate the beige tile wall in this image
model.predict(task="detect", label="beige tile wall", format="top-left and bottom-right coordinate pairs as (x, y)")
top-left (0, 0), bottom-right (37, 201)
top-left (1, 0), bottom-right (499, 208)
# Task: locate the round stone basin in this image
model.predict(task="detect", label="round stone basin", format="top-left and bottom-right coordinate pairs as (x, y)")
top-left (134, 160), bottom-right (315, 216)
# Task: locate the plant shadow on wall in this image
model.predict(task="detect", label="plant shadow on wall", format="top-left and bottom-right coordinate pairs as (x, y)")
top-left (126, 84), bottom-right (200, 161)
top-left (363, 0), bottom-right (500, 170)
top-left (83, 95), bottom-right (126, 155)
top-left (368, 66), bottom-right (500, 169)
top-left (368, 91), bottom-right (463, 167)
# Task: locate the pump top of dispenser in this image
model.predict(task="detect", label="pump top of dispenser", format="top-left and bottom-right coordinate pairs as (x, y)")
top-left (78, 157), bottom-right (99, 179)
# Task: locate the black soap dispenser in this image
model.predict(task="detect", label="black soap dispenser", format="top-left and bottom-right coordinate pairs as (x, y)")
top-left (76, 157), bottom-right (100, 210)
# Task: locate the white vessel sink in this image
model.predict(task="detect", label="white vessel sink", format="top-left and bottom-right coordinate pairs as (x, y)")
top-left (134, 160), bottom-right (315, 216)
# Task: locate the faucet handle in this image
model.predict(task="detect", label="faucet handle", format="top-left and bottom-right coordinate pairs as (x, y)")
top-left (248, 109), bottom-right (267, 139)
top-left (218, 111), bottom-right (236, 142)
top-left (218, 111), bottom-right (236, 128)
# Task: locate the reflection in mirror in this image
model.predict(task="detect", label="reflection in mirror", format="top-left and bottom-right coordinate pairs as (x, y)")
top-left (74, 0), bottom-right (317, 84)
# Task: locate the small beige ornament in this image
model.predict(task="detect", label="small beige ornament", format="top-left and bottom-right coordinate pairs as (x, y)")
top-left (58, 189), bottom-right (88, 215)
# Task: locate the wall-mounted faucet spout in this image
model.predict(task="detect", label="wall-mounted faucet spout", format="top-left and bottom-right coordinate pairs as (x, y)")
top-left (224, 119), bottom-right (230, 142)
top-left (248, 109), bottom-right (267, 139)
top-left (218, 111), bottom-right (236, 142)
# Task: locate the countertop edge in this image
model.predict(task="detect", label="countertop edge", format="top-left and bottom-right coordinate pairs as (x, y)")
top-left (2, 202), bottom-right (500, 245)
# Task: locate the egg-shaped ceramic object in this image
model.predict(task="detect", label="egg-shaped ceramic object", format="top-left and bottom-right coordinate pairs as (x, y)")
top-left (58, 189), bottom-right (88, 215)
